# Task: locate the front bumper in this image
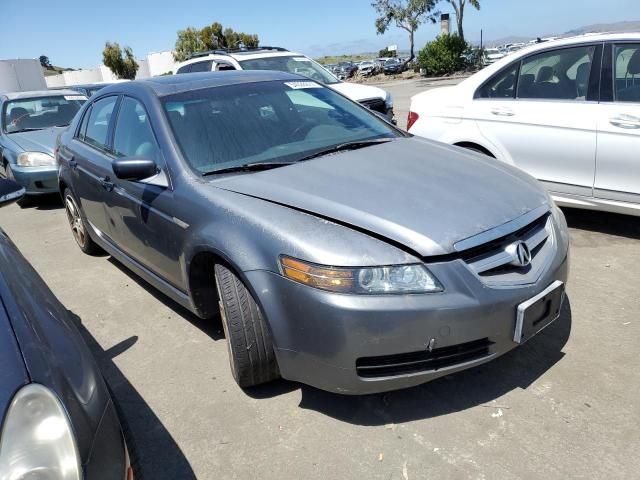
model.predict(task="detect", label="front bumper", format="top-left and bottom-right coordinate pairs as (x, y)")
top-left (246, 225), bottom-right (569, 395)
top-left (10, 165), bottom-right (58, 195)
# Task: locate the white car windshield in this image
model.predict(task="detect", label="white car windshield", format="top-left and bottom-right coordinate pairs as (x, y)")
top-left (239, 56), bottom-right (340, 85)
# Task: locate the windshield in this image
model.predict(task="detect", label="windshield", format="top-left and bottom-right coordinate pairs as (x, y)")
top-left (239, 55), bottom-right (340, 85)
top-left (3, 95), bottom-right (86, 133)
top-left (163, 80), bottom-right (399, 175)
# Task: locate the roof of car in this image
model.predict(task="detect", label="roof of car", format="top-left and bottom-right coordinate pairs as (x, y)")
top-left (107, 70), bottom-right (306, 97)
top-left (462, 32), bottom-right (640, 89)
top-left (1, 89), bottom-right (86, 100)
top-left (177, 50), bottom-right (304, 68)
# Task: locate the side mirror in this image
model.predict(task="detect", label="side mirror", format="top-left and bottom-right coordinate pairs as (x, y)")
top-left (112, 158), bottom-right (158, 181)
top-left (0, 179), bottom-right (25, 208)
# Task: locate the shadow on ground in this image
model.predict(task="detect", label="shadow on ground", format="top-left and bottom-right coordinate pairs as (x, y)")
top-left (107, 258), bottom-right (225, 341)
top-left (563, 207), bottom-right (640, 240)
top-left (251, 299), bottom-right (572, 426)
top-left (71, 311), bottom-right (197, 479)
top-left (20, 193), bottom-right (63, 211)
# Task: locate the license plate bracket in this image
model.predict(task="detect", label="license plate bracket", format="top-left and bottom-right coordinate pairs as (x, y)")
top-left (514, 280), bottom-right (565, 344)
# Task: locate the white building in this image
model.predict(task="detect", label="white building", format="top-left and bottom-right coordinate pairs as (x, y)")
top-left (45, 50), bottom-right (177, 87)
top-left (0, 59), bottom-right (47, 92)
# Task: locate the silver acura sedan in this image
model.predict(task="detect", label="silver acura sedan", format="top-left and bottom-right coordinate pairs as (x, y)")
top-left (57, 71), bottom-right (569, 394)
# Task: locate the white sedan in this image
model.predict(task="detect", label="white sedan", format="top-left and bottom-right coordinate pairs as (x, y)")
top-left (408, 33), bottom-right (640, 217)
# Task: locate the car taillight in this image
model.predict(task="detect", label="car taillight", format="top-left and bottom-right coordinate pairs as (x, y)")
top-left (407, 111), bottom-right (419, 130)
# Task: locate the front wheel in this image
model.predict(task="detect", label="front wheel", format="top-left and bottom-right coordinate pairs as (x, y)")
top-left (63, 188), bottom-right (103, 255)
top-left (214, 264), bottom-right (279, 388)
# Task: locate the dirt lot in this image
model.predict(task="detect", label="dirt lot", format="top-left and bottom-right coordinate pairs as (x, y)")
top-left (0, 79), bottom-right (638, 479)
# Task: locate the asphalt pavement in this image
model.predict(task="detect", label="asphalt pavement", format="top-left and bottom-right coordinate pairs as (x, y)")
top-left (0, 78), bottom-right (638, 479)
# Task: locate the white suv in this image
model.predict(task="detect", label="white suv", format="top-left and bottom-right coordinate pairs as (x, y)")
top-left (174, 47), bottom-right (394, 122)
top-left (408, 33), bottom-right (640, 217)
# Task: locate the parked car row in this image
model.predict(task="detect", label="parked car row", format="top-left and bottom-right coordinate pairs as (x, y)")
top-left (7, 34), bottom-right (639, 478)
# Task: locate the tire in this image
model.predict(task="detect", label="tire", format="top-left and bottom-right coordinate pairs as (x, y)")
top-left (63, 188), bottom-right (103, 255)
top-left (214, 264), bottom-right (279, 388)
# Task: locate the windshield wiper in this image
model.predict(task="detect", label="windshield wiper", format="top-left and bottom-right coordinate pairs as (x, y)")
top-left (202, 161), bottom-right (295, 176)
top-left (296, 138), bottom-right (393, 162)
top-left (7, 127), bottom-right (44, 134)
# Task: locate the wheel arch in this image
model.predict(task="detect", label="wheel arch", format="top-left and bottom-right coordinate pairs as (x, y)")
top-left (453, 141), bottom-right (496, 158)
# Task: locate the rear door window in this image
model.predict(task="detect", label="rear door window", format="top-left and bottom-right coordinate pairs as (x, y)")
top-left (189, 61), bottom-right (213, 73)
top-left (614, 44), bottom-right (640, 103)
top-left (517, 45), bottom-right (596, 100)
top-left (84, 96), bottom-right (117, 150)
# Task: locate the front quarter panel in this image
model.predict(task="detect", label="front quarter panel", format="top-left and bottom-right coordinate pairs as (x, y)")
top-left (182, 185), bottom-right (420, 276)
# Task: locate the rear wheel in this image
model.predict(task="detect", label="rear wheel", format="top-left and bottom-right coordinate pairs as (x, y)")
top-left (214, 264), bottom-right (279, 388)
top-left (64, 188), bottom-right (103, 255)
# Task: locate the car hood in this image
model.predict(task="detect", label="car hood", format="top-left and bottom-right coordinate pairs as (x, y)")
top-left (331, 82), bottom-right (387, 102)
top-left (7, 127), bottom-right (64, 155)
top-left (213, 137), bottom-right (549, 257)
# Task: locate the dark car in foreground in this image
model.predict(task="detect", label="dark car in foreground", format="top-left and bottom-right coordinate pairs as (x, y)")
top-left (57, 71), bottom-right (569, 395)
top-left (0, 179), bottom-right (133, 478)
top-left (0, 90), bottom-right (86, 202)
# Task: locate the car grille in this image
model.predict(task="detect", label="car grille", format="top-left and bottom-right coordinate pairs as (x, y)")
top-left (356, 338), bottom-right (493, 378)
top-left (463, 213), bottom-right (555, 286)
top-left (359, 98), bottom-right (387, 114)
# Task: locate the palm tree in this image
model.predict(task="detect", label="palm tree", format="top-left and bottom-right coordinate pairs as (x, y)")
top-left (446, 0), bottom-right (480, 42)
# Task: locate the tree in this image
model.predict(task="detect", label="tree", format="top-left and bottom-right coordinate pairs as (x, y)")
top-left (102, 42), bottom-right (139, 80)
top-left (378, 48), bottom-right (395, 58)
top-left (444, 0), bottom-right (480, 42)
top-left (371, 0), bottom-right (439, 63)
top-left (174, 28), bottom-right (205, 62)
top-left (173, 22), bottom-right (260, 61)
top-left (39, 55), bottom-right (52, 69)
top-left (417, 33), bottom-right (469, 75)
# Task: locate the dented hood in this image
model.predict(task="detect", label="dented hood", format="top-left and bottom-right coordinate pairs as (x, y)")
top-left (213, 137), bottom-right (549, 256)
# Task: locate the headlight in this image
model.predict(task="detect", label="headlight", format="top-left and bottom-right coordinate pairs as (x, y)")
top-left (384, 91), bottom-right (394, 109)
top-left (280, 257), bottom-right (442, 294)
top-left (0, 384), bottom-right (81, 480)
top-left (16, 152), bottom-right (56, 167)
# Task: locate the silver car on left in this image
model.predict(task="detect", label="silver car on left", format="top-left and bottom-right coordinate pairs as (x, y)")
top-left (0, 90), bottom-right (86, 203)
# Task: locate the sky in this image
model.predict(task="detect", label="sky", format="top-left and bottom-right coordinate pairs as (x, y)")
top-left (2, 0), bottom-right (638, 69)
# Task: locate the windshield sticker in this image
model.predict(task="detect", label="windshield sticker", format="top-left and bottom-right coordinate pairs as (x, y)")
top-left (284, 81), bottom-right (322, 90)
top-left (293, 57), bottom-right (311, 62)
top-left (64, 95), bottom-right (87, 101)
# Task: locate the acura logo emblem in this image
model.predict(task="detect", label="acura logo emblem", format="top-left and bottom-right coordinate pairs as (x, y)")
top-left (506, 241), bottom-right (532, 267)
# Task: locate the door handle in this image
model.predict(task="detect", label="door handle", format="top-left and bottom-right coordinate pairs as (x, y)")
top-left (609, 114), bottom-right (640, 129)
top-left (491, 107), bottom-right (515, 117)
top-left (100, 176), bottom-right (115, 192)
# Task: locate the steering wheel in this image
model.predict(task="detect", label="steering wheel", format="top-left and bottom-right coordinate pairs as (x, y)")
top-left (291, 121), bottom-right (314, 140)
top-left (10, 112), bottom-right (31, 127)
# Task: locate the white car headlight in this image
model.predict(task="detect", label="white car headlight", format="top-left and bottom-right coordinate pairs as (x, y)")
top-left (280, 257), bottom-right (442, 294)
top-left (0, 384), bottom-right (81, 480)
top-left (16, 152), bottom-right (56, 167)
